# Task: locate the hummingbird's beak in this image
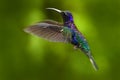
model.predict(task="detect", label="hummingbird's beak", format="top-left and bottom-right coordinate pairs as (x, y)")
top-left (46, 8), bottom-right (62, 13)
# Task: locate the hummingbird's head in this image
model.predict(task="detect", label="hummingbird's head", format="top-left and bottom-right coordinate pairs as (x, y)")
top-left (46, 8), bottom-right (74, 23)
top-left (61, 11), bottom-right (73, 23)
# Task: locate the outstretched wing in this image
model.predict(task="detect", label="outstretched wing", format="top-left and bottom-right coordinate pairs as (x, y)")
top-left (24, 20), bottom-right (66, 42)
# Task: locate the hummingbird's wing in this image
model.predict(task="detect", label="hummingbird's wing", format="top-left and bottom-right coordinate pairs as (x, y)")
top-left (24, 20), bottom-right (66, 42)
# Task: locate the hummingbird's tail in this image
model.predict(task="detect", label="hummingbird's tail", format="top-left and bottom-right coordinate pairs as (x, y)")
top-left (89, 55), bottom-right (99, 71)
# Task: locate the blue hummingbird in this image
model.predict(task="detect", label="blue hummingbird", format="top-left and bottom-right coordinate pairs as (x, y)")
top-left (24, 8), bottom-right (98, 71)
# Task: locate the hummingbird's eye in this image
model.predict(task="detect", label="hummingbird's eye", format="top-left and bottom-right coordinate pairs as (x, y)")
top-left (64, 12), bottom-right (68, 16)
top-left (62, 12), bottom-right (68, 16)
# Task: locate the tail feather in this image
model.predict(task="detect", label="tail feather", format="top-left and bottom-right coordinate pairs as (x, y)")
top-left (89, 56), bottom-right (99, 71)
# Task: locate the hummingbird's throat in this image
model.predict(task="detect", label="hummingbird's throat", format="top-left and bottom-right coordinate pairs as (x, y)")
top-left (63, 17), bottom-right (73, 23)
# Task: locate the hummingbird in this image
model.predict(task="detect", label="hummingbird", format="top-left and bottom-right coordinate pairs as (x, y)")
top-left (24, 8), bottom-right (98, 71)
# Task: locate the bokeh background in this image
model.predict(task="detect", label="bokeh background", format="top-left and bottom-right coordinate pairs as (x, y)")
top-left (0, 0), bottom-right (120, 80)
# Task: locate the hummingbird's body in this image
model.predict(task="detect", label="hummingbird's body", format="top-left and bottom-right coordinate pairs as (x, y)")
top-left (24, 8), bottom-right (98, 71)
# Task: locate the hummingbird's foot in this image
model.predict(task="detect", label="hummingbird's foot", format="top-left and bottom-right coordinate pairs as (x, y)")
top-left (74, 46), bottom-right (78, 50)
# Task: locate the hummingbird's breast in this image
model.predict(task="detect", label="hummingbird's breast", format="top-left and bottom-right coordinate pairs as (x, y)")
top-left (71, 30), bottom-right (79, 46)
top-left (71, 30), bottom-right (90, 53)
top-left (64, 23), bottom-right (80, 46)
top-left (63, 23), bottom-right (90, 52)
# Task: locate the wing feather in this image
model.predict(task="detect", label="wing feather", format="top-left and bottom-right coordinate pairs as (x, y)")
top-left (24, 20), bottom-right (66, 42)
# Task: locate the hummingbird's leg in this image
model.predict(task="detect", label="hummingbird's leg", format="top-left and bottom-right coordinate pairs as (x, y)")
top-left (74, 46), bottom-right (78, 50)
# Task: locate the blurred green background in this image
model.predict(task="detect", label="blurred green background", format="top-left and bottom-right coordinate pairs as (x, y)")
top-left (0, 0), bottom-right (120, 80)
